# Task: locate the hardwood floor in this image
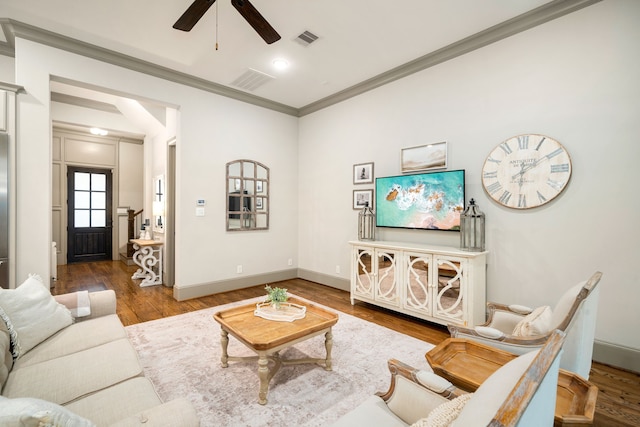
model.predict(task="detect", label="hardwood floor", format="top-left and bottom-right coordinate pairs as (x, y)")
top-left (52, 260), bottom-right (639, 427)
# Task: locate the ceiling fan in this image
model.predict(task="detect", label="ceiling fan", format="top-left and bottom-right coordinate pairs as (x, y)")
top-left (173, 0), bottom-right (281, 45)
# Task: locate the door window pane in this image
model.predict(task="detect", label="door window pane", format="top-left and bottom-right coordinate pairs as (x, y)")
top-left (92, 173), bottom-right (106, 191)
top-left (92, 192), bottom-right (106, 209)
top-left (75, 191), bottom-right (90, 209)
top-left (91, 210), bottom-right (106, 227)
top-left (75, 210), bottom-right (90, 227)
top-left (75, 172), bottom-right (90, 191)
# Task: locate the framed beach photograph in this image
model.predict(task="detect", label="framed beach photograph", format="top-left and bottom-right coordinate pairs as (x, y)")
top-left (353, 189), bottom-right (373, 210)
top-left (353, 162), bottom-right (374, 184)
top-left (401, 142), bottom-right (447, 173)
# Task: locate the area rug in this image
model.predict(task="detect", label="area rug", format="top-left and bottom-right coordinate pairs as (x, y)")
top-left (125, 295), bottom-right (435, 426)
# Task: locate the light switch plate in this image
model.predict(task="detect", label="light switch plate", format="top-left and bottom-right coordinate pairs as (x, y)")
top-left (195, 207), bottom-right (205, 216)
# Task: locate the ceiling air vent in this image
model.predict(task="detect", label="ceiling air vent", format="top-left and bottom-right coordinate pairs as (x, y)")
top-left (295, 30), bottom-right (319, 46)
top-left (230, 68), bottom-right (275, 91)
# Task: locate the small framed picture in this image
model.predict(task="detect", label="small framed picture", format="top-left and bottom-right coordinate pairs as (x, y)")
top-left (353, 162), bottom-right (374, 185)
top-left (353, 189), bottom-right (373, 210)
top-left (256, 181), bottom-right (263, 193)
top-left (256, 197), bottom-right (263, 210)
top-left (401, 142), bottom-right (447, 173)
top-left (234, 178), bottom-right (241, 190)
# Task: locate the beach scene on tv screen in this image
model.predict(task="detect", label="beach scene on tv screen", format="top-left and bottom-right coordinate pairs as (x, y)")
top-left (376, 171), bottom-right (464, 231)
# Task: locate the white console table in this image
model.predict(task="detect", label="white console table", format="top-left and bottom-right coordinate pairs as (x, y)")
top-left (349, 240), bottom-right (487, 327)
top-left (131, 239), bottom-right (163, 287)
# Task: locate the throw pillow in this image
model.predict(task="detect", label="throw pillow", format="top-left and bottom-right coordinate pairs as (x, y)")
top-left (0, 396), bottom-right (96, 426)
top-left (512, 305), bottom-right (552, 337)
top-left (0, 275), bottom-right (73, 359)
top-left (410, 393), bottom-right (474, 427)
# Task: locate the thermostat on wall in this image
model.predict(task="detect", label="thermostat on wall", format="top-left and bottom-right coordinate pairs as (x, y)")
top-left (197, 199), bottom-right (206, 206)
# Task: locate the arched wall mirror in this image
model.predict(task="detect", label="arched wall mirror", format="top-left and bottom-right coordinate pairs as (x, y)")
top-left (226, 160), bottom-right (269, 231)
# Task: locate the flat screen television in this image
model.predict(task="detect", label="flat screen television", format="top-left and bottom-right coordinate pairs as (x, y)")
top-left (375, 169), bottom-right (465, 231)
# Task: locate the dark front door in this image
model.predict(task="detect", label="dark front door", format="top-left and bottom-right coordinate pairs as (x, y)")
top-left (67, 167), bottom-right (113, 263)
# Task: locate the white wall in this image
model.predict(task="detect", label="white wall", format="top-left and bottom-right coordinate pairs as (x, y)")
top-left (0, 55), bottom-right (15, 82)
top-left (13, 39), bottom-right (299, 295)
top-left (298, 0), bottom-right (640, 353)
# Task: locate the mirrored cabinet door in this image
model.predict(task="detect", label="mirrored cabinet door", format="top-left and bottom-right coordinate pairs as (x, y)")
top-left (354, 248), bottom-right (374, 298)
top-left (376, 250), bottom-right (399, 306)
top-left (405, 254), bottom-right (431, 314)
top-left (433, 258), bottom-right (464, 322)
top-left (226, 160), bottom-right (269, 231)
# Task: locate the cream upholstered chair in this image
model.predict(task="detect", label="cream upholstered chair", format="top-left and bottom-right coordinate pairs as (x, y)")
top-left (448, 271), bottom-right (602, 379)
top-left (331, 330), bottom-right (565, 427)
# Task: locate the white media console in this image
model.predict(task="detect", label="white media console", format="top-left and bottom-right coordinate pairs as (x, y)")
top-left (349, 240), bottom-right (487, 327)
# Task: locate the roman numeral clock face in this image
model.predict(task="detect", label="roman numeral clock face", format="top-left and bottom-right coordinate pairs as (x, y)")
top-left (482, 134), bottom-right (572, 209)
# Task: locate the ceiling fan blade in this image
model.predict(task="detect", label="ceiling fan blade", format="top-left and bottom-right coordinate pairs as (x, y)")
top-left (173, 0), bottom-right (217, 32)
top-left (231, 0), bottom-right (281, 44)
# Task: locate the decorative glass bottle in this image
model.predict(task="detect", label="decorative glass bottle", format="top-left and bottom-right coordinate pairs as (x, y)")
top-left (358, 202), bottom-right (376, 241)
top-left (460, 198), bottom-right (485, 251)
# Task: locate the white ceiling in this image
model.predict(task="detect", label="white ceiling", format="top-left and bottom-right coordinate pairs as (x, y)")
top-left (0, 0), bottom-right (562, 111)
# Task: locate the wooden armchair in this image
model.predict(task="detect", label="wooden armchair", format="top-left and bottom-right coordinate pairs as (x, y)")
top-left (448, 271), bottom-right (602, 379)
top-left (331, 330), bottom-right (566, 427)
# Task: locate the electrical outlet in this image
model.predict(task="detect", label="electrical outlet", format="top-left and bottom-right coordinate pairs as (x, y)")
top-left (288, 258), bottom-right (293, 266)
top-left (236, 265), bottom-right (243, 274)
top-left (335, 265), bottom-right (341, 274)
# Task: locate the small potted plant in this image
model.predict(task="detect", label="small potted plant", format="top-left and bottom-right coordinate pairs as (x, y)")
top-left (264, 285), bottom-right (288, 309)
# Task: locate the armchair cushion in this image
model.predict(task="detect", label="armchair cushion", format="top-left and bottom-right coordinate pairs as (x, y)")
top-left (415, 370), bottom-right (453, 393)
top-left (0, 275), bottom-right (73, 359)
top-left (330, 395), bottom-right (408, 427)
top-left (473, 326), bottom-right (505, 339)
top-left (411, 393), bottom-right (473, 427)
top-left (512, 305), bottom-right (552, 337)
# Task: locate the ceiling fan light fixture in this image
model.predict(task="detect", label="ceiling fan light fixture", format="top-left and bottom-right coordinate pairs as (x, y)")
top-left (272, 58), bottom-right (289, 70)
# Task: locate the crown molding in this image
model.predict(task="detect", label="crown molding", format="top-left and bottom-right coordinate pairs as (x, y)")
top-left (0, 0), bottom-right (600, 118)
top-left (298, 0), bottom-right (602, 116)
top-left (0, 81), bottom-right (23, 93)
top-left (51, 92), bottom-right (121, 114)
top-left (0, 18), bottom-right (299, 117)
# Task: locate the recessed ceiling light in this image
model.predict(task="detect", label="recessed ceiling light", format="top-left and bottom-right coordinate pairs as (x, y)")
top-left (272, 58), bottom-right (289, 70)
top-left (90, 127), bottom-right (108, 136)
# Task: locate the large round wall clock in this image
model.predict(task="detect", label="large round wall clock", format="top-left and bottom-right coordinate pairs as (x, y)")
top-left (481, 134), bottom-right (572, 209)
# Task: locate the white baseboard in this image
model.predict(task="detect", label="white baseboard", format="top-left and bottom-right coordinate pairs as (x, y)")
top-left (593, 340), bottom-right (640, 373)
top-left (297, 268), bottom-right (350, 292)
top-left (173, 269), bottom-right (298, 301)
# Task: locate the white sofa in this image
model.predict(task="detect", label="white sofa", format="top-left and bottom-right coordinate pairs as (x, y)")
top-left (0, 276), bottom-right (199, 426)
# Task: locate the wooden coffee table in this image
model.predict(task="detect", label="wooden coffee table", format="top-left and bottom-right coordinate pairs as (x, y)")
top-left (213, 297), bottom-right (339, 404)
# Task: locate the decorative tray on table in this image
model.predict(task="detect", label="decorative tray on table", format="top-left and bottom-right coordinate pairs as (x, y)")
top-left (254, 302), bottom-right (307, 322)
top-left (425, 338), bottom-right (516, 391)
top-left (426, 338), bottom-right (598, 426)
